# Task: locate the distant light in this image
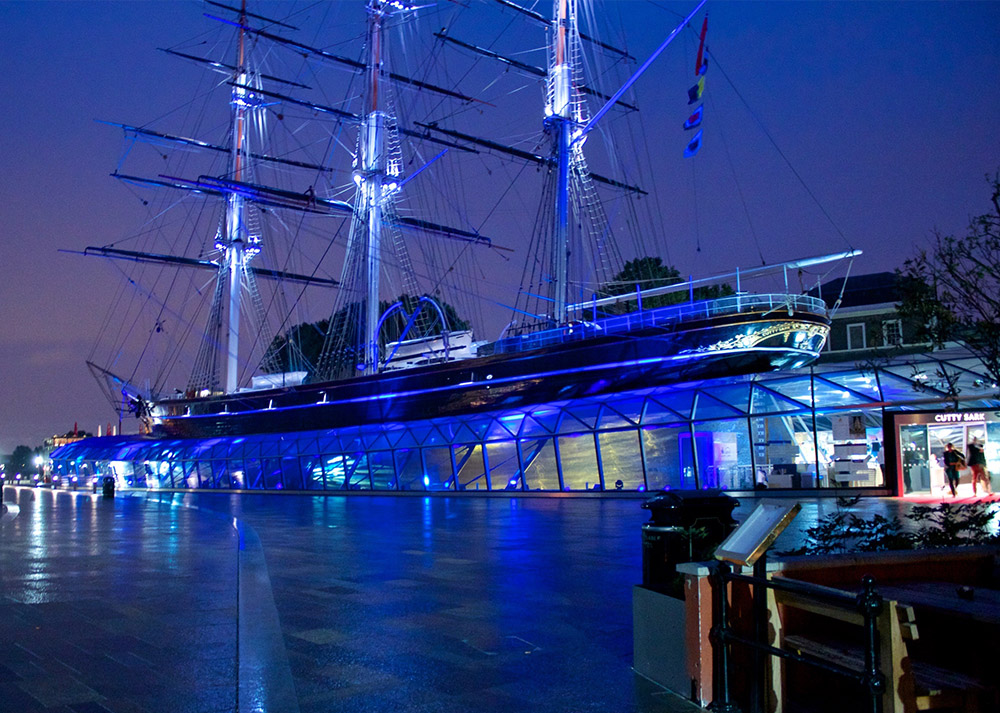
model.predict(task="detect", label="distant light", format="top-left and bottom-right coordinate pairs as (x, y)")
top-left (423, 475), bottom-right (430, 487)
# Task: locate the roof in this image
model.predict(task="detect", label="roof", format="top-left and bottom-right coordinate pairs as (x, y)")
top-left (809, 271), bottom-right (900, 309)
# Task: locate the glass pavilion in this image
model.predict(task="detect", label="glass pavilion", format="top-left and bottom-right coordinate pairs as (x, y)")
top-left (51, 348), bottom-right (1000, 495)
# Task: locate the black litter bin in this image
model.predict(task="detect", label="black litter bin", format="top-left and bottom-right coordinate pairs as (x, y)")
top-left (641, 489), bottom-right (738, 595)
top-left (102, 476), bottom-right (116, 498)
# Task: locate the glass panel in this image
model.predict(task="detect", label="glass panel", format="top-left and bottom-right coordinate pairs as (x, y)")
top-left (258, 438), bottom-right (281, 457)
top-left (181, 462), bottom-right (198, 489)
top-left (702, 383), bottom-right (751, 414)
top-left (394, 449), bottom-right (424, 491)
top-left (367, 451), bottom-right (397, 490)
top-left (422, 427), bottom-right (450, 448)
top-left (820, 371), bottom-right (882, 401)
top-left (558, 411), bottom-right (594, 435)
top-left (301, 455), bottom-right (324, 490)
top-left (520, 414), bottom-right (554, 437)
top-left (463, 418), bottom-right (492, 441)
top-left (692, 392), bottom-right (744, 421)
top-left (433, 420), bottom-right (461, 443)
top-left (422, 447), bottom-right (454, 490)
top-left (687, 420), bottom-right (752, 490)
top-left (364, 432), bottom-right (392, 451)
top-left (641, 397), bottom-right (686, 426)
top-left (564, 402), bottom-right (600, 429)
top-left (558, 434), bottom-right (599, 491)
top-left (486, 416), bottom-right (521, 441)
top-left (520, 438), bottom-right (560, 491)
top-left (408, 425), bottom-right (436, 446)
top-left (317, 435), bottom-right (339, 453)
top-left (347, 454), bottom-right (371, 490)
top-left (900, 424), bottom-right (929, 494)
top-left (244, 458), bottom-right (263, 489)
top-left (196, 461), bottom-right (214, 488)
top-left (281, 456), bottom-right (305, 490)
top-left (610, 397), bottom-right (644, 424)
top-left (528, 407), bottom-right (560, 434)
top-left (209, 460), bottom-right (227, 489)
top-left (650, 389), bottom-right (696, 420)
top-left (454, 444), bottom-right (488, 491)
top-left (597, 404), bottom-right (634, 430)
top-left (392, 427), bottom-right (421, 448)
top-left (383, 426), bottom-right (410, 448)
top-left (642, 424), bottom-right (693, 491)
top-left (484, 441), bottom-right (522, 490)
top-left (454, 423), bottom-right (482, 443)
top-left (597, 430), bottom-right (644, 491)
top-left (765, 376), bottom-right (815, 407)
top-left (752, 415), bottom-right (809, 488)
top-left (260, 458), bottom-right (283, 490)
top-left (324, 454), bottom-right (348, 490)
top-left (749, 385), bottom-right (805, 415)
top-left (812, 377), bottom-right (874, 407)
top-left (877, 370), bottom-right (928, 403)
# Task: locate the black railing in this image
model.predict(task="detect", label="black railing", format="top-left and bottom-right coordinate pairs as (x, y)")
top-left (709, 558), bottom-right (885, 713)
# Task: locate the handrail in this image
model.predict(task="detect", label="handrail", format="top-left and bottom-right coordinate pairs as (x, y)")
top-left (712, 563), bottom-right (885, 713)
top-left (491, 293), bottom-right (828, 356)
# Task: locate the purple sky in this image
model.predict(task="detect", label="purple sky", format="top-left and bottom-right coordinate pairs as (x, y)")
top-left (0, 1), bottom-right (998, 454)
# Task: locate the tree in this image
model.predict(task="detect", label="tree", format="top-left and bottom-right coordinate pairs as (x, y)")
top-left (601, 256), bottom-right (733, 314)
top-left (897, 171), bottom-right (1000, 386)
top-left (8, 445), bottom-right (34, 475)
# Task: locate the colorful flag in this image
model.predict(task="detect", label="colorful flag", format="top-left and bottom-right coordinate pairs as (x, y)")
top-left (695, 15), bottom-right (708, 76)
top-left (684, 130), bottom-right (703, 157)
top-left (687, 76), bottom-right (704, 104)
top-left (684, 105), bottom-right (703, 130)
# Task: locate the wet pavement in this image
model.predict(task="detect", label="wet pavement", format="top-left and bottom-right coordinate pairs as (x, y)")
top-left (1, 487), bottom-right (997, 713)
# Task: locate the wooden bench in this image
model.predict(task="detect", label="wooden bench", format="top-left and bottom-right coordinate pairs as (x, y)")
top-left (766, 579), bottom-right (991, 712)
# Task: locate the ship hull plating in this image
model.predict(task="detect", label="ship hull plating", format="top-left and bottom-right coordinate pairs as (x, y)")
top-left (152, 311), bottom-right (829, 439)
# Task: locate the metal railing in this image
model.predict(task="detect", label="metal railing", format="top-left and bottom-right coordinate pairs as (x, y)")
top-left (711, 561), bottom-right (885, 713)
top-left (491, 293), bottom-right (828, 356)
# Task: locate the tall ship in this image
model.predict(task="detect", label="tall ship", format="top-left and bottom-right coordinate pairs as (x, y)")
top-left (76, 0), bottom-right (852, 442)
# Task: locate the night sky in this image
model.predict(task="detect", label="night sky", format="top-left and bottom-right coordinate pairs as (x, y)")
top-left (0, 1), bottom-right (997, 454)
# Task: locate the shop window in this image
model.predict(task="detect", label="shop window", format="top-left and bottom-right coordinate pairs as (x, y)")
top-left (847, 323), bottom-right (866, 350)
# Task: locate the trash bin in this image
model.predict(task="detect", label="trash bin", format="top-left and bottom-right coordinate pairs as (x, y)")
top-left (641, 489), bottom-right (738, 595)
top-left (101, 476), bottom-right (116, 498)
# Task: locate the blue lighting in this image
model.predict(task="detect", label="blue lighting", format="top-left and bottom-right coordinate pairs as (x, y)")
top-left (423, 475), bottom-right (430, 487)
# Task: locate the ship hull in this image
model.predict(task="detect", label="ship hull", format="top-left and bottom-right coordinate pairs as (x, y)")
top-left (151, 308), bottom-right (829, 439)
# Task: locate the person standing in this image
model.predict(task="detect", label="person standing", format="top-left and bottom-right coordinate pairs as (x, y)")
top-left (966, 437), bottom-right (993, 496)
top-left (942, 443), bottom-right (964, 497)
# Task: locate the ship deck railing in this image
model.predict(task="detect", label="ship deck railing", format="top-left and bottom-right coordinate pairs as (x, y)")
top-left (488, 292), bottom-right (827, 356)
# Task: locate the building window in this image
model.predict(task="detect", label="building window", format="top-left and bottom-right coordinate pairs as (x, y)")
top-left (847, 323), bottom-right (866, 350)
top-left (883, 319), bottom-right (903, 346)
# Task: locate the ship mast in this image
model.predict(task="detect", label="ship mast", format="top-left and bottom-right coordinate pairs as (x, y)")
top-left (224, 0), bottom-right (251, 393)
top-left (548, 0), bottom-right (575, 326)
top-left (360, 1), bottom-right (388, 375)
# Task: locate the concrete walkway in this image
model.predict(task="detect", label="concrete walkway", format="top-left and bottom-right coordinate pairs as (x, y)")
top-left (0, 488), bottom-right (704, 713)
